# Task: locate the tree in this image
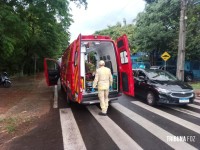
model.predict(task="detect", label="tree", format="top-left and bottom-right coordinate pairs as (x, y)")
top-left (186, 2), bottom-right (200, 59)
top-left (133, 0), bottom-right (180, 61)
top-left (144, 0), bottom-right (157, 4)
top-left (0, 0), bottom-right (87, 75)
top-left (0, 2), bottom-right (22, 60)
top-left (133, 0), bottom-right (200, 63)
top-left (94, 22), bottom-right (135, 53)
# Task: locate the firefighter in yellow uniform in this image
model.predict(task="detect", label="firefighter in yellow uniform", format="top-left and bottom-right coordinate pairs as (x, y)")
top-left (93, 60), bottom-right (113, 116)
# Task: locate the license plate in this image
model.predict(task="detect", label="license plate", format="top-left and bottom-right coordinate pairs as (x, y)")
top-left (179, 98), bottom-right (189, 103)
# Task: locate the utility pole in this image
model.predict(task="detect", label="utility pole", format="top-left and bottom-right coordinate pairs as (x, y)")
top-left (176, 0), bottom-right (187, 81)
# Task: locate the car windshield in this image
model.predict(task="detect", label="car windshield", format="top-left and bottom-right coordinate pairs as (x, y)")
top-left (145, 69), bottom-right (178, 81)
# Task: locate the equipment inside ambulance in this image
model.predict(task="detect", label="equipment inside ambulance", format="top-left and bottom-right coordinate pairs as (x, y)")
top-left (44, 34), bottom-right (134, 104)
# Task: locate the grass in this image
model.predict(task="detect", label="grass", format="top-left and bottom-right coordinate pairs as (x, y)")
top-left (6, 124), bottom-right (16, 133)
top-left (0, 117), bottom-right (18, 133)
top-left (0, 117), bottom-right (4, 122)
top-left (0, 116), bottom-right (35, 134)
top-left (189, 82), bottom-right (200, 89)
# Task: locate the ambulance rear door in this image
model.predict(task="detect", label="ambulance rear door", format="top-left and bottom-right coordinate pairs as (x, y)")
top-left (116, 34), bottom-right (134, 96)
top-left (44, 58), bottom-right (60, 86)
top-left (73, 34), bottom-right (82, 103)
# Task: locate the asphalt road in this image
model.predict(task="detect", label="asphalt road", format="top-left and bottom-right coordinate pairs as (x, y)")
top-left (8, 86), bottom-right (200, 150)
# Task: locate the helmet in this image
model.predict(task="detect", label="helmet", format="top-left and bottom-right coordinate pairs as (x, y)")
top-left (3, 72), bottom-right (8, 76)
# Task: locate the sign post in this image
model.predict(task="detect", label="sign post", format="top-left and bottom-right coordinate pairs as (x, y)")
top-left (161, 52), bottom-right (171, 70)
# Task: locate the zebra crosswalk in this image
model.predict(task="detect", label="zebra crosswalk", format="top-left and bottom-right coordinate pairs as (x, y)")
top-left (167, 106), bottom-right (200, 119)
top-left (59, 99), bottom-right (200, 150)
top-left (112, 102), bottom-right (197, 150)
top-left (60, 108), bottom-right (86, 150)
top-left (188, 103), bottom-right (200, 109)
top-left (87, 105), bottom-right (142, 150)
top-left (131, 101), bottom-right (200, 134)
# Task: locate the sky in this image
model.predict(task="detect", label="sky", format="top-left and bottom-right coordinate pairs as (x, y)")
top-left (69, 0), bottom-right (146, 42)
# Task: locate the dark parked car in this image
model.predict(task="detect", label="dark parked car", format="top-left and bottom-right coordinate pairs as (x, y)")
top-left (150, 65), bottom-right (194, 82)
top-left (133, 69), bottom-right (195, 106)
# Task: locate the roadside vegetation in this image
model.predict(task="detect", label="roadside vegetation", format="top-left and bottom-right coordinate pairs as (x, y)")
top-left (189, 82), bottom-right (200, 89)
top-left (0, 116), bottom-right (36, 134)
top-left (0, 117), bottom-right (19, 133)
top-left (1, 0), bottom-right (200, 80)
top-left (0, 0), bottom-right (87, 76)
top-left (95, 0), bottom-right (200, 63)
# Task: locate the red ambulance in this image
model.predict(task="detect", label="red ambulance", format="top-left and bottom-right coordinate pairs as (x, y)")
top-left (44, 34), bottom-right (134, 104)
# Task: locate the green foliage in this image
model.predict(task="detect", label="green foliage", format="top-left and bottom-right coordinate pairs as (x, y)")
top-left (4, 117), bottom-right (17, 133)
top-left (0, 3), bottom-right (21, 59)
top-left (133, 0), bottom-right (180, 57)
top-left (144, 0), bottom-right (157, 4)
top-left (186, 4), bottom-right (200, 60)
top-left (94, 22), bottom-right (136, 53)
top-left (6, 124), bottom-right (16, 133)
top-left (189, 82), bottom-right (200, 89)
top-left (0, 0), bottom-right (87, 75)
top-left (70, 0), bottom-right (88, 9)
top-left (133, 0), bottom-right (200, 61)
top-left (93, 0), bottom-right (200, 63)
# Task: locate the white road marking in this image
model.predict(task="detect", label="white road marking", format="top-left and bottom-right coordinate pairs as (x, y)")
top-left (87, 105), bottom-right (143, 150)
top-left (60, 108), bottom-right (86, 150)
top-left (53, 85), bottom-right (58, 108)
top-left (188, 104), bottom-right (200, 110)
top-left (131, 101), bottom-right (200, 134)
top-left (169, 107), bottom-right (200, 119)
top-left (194, 99), bottom-right (200, 103)
top-left (111, 103), bottom-right (197, 150)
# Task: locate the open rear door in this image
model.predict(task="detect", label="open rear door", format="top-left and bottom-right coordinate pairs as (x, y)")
top-left (116, 34), bottom-right (134, 96)
top-left (44, 58), bottom-right (60, 86)
top-left (74, 34), bottom-right (82, 103)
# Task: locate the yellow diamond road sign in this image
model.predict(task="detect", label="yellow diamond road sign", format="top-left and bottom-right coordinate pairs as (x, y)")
top-left (161, 51), bottom-right (171, 61)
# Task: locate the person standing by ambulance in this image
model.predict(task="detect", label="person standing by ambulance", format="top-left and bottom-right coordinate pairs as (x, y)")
top-left (92, 60), bottom-right (113, 116)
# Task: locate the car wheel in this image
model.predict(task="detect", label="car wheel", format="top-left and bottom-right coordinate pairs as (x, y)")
top-left (185, 75), bottom-right (193, 82)
top-left (146, 91), bottom-right (156, 106)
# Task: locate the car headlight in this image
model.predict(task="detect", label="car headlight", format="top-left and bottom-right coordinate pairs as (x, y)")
top-left (156, 87), bottom-right (171, 94)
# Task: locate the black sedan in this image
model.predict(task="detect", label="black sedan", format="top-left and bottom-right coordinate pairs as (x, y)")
top-left (133, 69), bottom-right (195, 106)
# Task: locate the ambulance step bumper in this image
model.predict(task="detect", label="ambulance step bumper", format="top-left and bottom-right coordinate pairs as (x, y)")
top-left (81, 91), bottom-right (119, 104)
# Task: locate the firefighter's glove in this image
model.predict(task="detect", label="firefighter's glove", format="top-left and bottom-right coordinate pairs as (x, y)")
top-left (91, 88), bottom-right (95, 92)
